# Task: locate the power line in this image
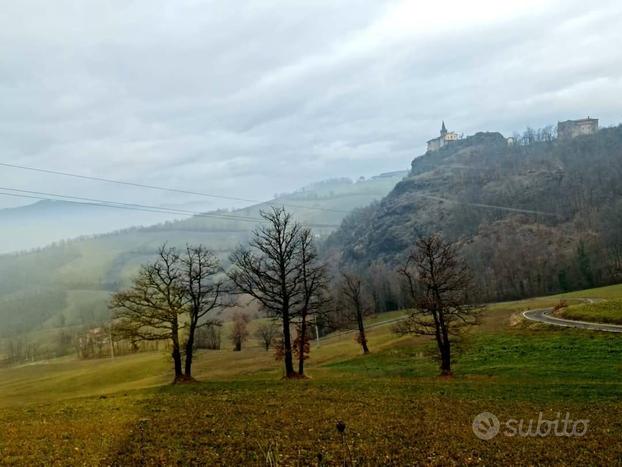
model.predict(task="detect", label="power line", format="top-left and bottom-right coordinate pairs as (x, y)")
top-left (417, 193), bottom-right (561, 217)
top-left (0, 191), bottom-right (191, 216)
top-left (0, 189), bottom-right (339, 228)
top-left (0, 161), bottom-right (351, 214)
top-left (0, 186), bottom-right (262, 221)
top-left (0, 162), bottom-right (559, 220)
top-left (0, 187), bottom-right (341, 228)
top-left (0, 162), bottom-right (255, 202)
top-left (0, 190), bottom-right (263, 223)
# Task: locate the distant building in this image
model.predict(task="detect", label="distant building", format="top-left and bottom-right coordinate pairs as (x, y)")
top-left (557, 117), bottom-right (599, 140)
top-left (427, 121), bottom-right (459, 152)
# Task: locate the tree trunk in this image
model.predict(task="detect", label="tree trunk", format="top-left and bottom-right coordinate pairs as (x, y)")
top-left (298, 315), bottom-right (307, 376)
top-left (171, 322), bottom-right (183, 381)
top-left (282, 308), bottom-right (296, 377)
top-left (433, 326), bottom-right (451, 375)
top-left (439, 316), bottom-right (452, 376)
top-left (184, 321), bottom-right (196, 378)
top-left (440, 341), bottom-right (451, 376)
top-left (356, 308), bottom-right (369, 354)
top-left (234, 339), bottom-right (241, 351)
top-left (172, 344), bottom-right (183, 380)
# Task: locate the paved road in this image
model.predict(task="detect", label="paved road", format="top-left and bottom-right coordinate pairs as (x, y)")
top-left (321, 305), bottom-right (622, 341)
top-left (522, 308), bottom-right (622, 333)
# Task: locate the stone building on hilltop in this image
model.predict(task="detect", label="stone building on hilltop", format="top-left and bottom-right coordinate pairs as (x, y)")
top-left (557, 117), bottom-right (599, 140)
top-left (426, 121), bottom-right (459, 152)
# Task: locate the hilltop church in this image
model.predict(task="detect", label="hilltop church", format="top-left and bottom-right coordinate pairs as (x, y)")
top-left (426, 121), bottom-right (459, 152)
top-left (425, 116), bottom-right (599, 153)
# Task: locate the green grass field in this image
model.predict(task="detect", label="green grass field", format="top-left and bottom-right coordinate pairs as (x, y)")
top-left (560, 299), bottom-right (622, 325)
top-left (1, 284), bottom-right (622, 465)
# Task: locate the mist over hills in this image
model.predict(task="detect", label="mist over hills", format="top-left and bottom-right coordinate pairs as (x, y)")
top-left (0, 172), bottom-right (405, 342)
top-left (0, 200), bottom-right (187, 254)
top-left (326, 125), bottom-right (622, 301)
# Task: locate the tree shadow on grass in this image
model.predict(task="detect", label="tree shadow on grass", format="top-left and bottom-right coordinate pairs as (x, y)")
top-left (103, 379), bottom-right (302, 466)
top-left (102, 376), bottom-right (399, 466)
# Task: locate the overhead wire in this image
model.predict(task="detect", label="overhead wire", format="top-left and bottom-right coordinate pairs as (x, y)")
top-left (0, 162), bottom-right (351, 214)
top-left (0, 161), bottom-right (560, 222)
top-left (0, 187), bottom-right (341, 228)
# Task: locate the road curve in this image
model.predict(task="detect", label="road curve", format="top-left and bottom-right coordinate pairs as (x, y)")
top-left (522, 308), bottom-right (622, 333)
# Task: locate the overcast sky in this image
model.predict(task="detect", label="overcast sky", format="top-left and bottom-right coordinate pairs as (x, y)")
top-left (1, 0), bottom-right (621, 212)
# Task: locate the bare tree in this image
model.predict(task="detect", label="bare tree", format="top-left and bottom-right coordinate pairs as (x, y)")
top-left (295, 227), bottom-right (329, 375)
top-left (195, 323), bottom-right (222, 350)
top-left (179, 245), bottom-right (223, 378)
top-left (110, 245), bottom-right (186, 381)
top-left (110, 244), bottom-right (224, 382)
top-left (230, 312), bottom-right (250, 351)
top-left (255, 321), bottom-right (279, 351)
top-left (339, 271), bottom-right (371, 354)
top-left (228, 207), bottom-right (304, 377)
top-left (396, 235), bottom-right (479, 376)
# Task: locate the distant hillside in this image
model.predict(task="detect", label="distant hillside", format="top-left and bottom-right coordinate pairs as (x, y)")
top-left (326, 126), bottom-right (622, 301)
top-left (0, 200), bottom-right (185, 254)
top-left (0, 171), bottom-right (406, 343)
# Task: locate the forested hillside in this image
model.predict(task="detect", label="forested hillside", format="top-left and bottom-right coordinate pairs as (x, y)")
top-left (0, 173), bottom-right (405, 346)
top-left (326, 126), bottom-right (622, 301)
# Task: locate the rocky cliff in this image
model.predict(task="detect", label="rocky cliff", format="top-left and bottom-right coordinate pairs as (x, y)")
top-left (325, 126), bottom-right (622, 300)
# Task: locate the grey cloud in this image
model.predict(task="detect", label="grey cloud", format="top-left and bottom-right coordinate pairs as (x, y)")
top-left (1, 0), bottom-right (621, 211)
